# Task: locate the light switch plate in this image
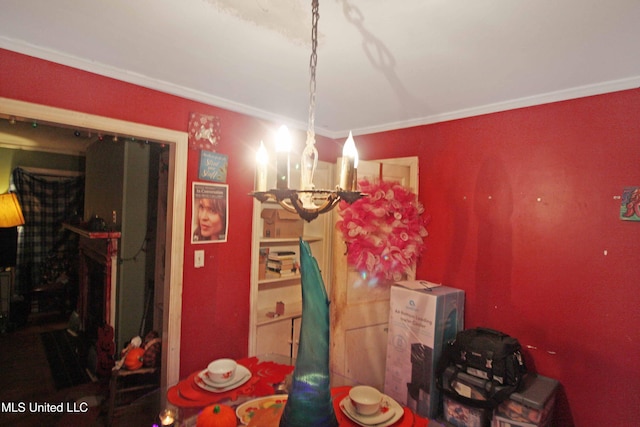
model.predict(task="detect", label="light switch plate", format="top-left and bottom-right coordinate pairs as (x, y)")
top-left (194, 250), bottom-right (205, 268)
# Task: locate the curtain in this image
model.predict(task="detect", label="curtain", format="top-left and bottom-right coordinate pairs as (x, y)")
top-left (10, 167), bottom-right (85, 297)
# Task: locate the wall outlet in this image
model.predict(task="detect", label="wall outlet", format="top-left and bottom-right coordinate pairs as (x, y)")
top-left (194, 250), bottom-right (205, 268)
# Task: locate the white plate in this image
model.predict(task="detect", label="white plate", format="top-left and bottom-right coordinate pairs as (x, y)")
top-left (195, 365), bottom-right (251, 392)
top-left (235, 394), bottom-right (289, 425)
top-left (339, 394), bottom-right (403, 427)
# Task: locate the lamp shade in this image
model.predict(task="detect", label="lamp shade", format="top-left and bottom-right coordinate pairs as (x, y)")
top-left (0, 193), bottom-right (25, 228)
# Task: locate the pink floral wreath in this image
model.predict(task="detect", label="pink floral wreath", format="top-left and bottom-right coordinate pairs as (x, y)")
top-left (336, 179), bottom-right (430, 281)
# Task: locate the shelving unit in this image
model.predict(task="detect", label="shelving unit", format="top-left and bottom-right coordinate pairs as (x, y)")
top-left (248, 161), bottom-right (334, 357)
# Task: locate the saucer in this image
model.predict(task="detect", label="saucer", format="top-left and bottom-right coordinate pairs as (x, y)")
top-left (195, 365), bottom-right (251, 392)
top-left (339, 394), bottom-right (403, 427)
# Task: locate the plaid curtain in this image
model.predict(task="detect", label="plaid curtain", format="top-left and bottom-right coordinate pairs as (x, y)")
top-left (10, 168), bottom-right (85, 297)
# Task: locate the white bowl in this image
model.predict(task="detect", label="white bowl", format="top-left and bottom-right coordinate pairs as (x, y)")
top-left (349, 385), bottom-right (382, 416)
top-left (206, 358), bottom-right (237, 384)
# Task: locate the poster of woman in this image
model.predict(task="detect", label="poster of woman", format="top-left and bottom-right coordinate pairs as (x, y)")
top-left (192, 182), bottom-right (228, 243)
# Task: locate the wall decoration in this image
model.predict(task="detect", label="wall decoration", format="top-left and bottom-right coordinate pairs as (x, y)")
top-left (336, 179), bottom-right (430, 281)
top-left (199, 150), bottom-right (228, 183)
top-left (192, 182), bottom-right (228, 243)
top-left (188, 112), bottom-right (221, 151)
top-left (620, 186), bottom-right (640, 221)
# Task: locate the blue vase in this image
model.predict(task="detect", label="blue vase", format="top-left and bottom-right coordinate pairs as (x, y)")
top-left (279, 239), bottom-right (338, 427)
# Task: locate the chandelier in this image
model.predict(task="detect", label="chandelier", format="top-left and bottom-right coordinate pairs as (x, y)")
top-left (249, 0), bottom-right (364, 222)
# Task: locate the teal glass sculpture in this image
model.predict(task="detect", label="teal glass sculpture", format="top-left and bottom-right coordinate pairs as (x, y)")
top-left (279, 239), bottom-right (338, 427)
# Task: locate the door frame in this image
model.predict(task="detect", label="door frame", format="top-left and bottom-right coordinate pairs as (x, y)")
top-left (0, 97), bottom-right (186, 387)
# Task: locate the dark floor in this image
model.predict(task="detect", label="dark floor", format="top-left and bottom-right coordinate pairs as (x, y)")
top-left (0, 312), bottom-right (110, 427)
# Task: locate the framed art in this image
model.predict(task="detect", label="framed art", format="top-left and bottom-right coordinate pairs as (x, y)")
top-left (198, 150), bottom-right (228, 182)
top-left (188, 112), bottom-right (221, 151)
top-left (620, 186), bottom-right (640, 221)
top-left (192, 182), bottom-right (228, 243)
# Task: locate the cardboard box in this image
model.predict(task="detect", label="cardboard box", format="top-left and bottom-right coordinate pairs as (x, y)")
top-left (261, 208), bottom-right (304, 238)
top-left (492, 374), bottom-right (559, 427)
top-left (384, 282), bottom-right (465, 419)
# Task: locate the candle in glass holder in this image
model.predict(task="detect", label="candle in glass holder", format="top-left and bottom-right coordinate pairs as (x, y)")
top-left (159, 408), bottom-right (176, 426)
top-left (339, 132), bottom-right (358, 191)
top-left (256, 140), bottom-right (268, 192)
top-left (275, 125), bottom-right (292, 189)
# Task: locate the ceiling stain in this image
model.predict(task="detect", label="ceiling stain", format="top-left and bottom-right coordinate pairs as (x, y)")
top-left (203, 0), bottom-right (312, 46)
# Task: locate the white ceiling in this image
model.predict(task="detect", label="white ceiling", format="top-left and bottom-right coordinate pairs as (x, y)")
top-left (2, 0), bottom-right (640, 138)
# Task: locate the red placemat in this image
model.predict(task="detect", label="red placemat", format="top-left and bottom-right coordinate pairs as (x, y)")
top-left (167, 356), bottom-right (294, 408)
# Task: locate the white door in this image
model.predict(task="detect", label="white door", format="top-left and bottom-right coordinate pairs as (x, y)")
top-left (330, 157), bottom-right (418, 390)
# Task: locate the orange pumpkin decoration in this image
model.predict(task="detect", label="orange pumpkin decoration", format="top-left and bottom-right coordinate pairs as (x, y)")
top-left (123, 347), bottom-right (145, 370)
top-left (196, 404), bottom-right (237, 427)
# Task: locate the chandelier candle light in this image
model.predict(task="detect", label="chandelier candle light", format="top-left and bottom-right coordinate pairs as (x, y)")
top-left (256, 141), bottom-right (268, 192)
top-left (250, 0), bottom-right (365, 222)
top-left (275, 126), bottom-right (292, 190)
top-left (339, 132), bottom-right (358, 192)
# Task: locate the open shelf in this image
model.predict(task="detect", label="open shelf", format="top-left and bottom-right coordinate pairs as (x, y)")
top-left (248, 160), bottom-right (334, 356)
top-left (256, 301), bottom-right (302, 326)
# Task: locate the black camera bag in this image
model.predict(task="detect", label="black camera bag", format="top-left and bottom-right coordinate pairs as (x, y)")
top-left (436, 327), bottom-right (527, 408)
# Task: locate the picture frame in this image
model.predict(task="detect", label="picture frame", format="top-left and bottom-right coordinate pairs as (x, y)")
top-left (198, 150), bottom-right (228, 182)
top-left (620, 186), bottom-right (640, 221)
top-left (188, 112), bottom-right (221, 151)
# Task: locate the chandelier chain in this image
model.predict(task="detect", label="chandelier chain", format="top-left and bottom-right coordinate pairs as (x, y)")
top-left (307, 0), bottom-right (319, 142)
top-left (248, 0), bottom-right (365, 222)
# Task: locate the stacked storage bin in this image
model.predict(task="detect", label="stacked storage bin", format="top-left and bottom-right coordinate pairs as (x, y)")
top-left (440, 367), bottom-right (559, 427)
top-left (492, 374), bottom-right (559, 427)
top-left (441, 366), bottom-right (494, 427)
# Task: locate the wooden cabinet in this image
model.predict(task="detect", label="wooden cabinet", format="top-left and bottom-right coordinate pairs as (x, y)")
top-left (248, 161), bottom-right (333, 357)
top-left (255, 320), bottom-right (293, 356)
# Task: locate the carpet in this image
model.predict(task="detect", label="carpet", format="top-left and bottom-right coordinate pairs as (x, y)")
top-left (40, 329), bottom-right (91, 390)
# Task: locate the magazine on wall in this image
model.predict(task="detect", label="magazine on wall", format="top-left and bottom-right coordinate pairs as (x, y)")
top-left (192, 182), bottom-right (228, 243)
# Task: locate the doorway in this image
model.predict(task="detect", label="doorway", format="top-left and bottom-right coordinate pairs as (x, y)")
top-left (0, 97), bottom-right (186, 388)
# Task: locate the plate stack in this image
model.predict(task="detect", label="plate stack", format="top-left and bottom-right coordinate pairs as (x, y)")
top-left (194, 364), bottom-right (252, 393)
top-left (338, 389), bottom-right (404, 427)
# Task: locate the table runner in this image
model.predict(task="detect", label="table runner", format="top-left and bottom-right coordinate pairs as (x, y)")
top-left (167, 356), bottom-right (294, 408)
top-left (167, 358), bottom-right (429, 426)
top-left (234, 386), bottom-right (429, 426)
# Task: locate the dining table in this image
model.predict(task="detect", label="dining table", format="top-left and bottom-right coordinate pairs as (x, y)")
top-left (116, 353), bottom-right (430, 426)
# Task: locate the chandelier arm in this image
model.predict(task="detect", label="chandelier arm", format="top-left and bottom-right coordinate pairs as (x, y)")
top-left (249, 191), bottom-right (273, 203)
top-left (277, 199), bottom-right (301, 215)
top-left (315, 194), bottom-right (342, 214)
top-left (284, 192), bottom-right (340, 223)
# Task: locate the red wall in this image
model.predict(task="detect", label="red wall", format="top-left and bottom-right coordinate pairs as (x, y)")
top-left (2, 48), bottom-right (639, 425)
top-left (356, 93), bottom-right (640, 426)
